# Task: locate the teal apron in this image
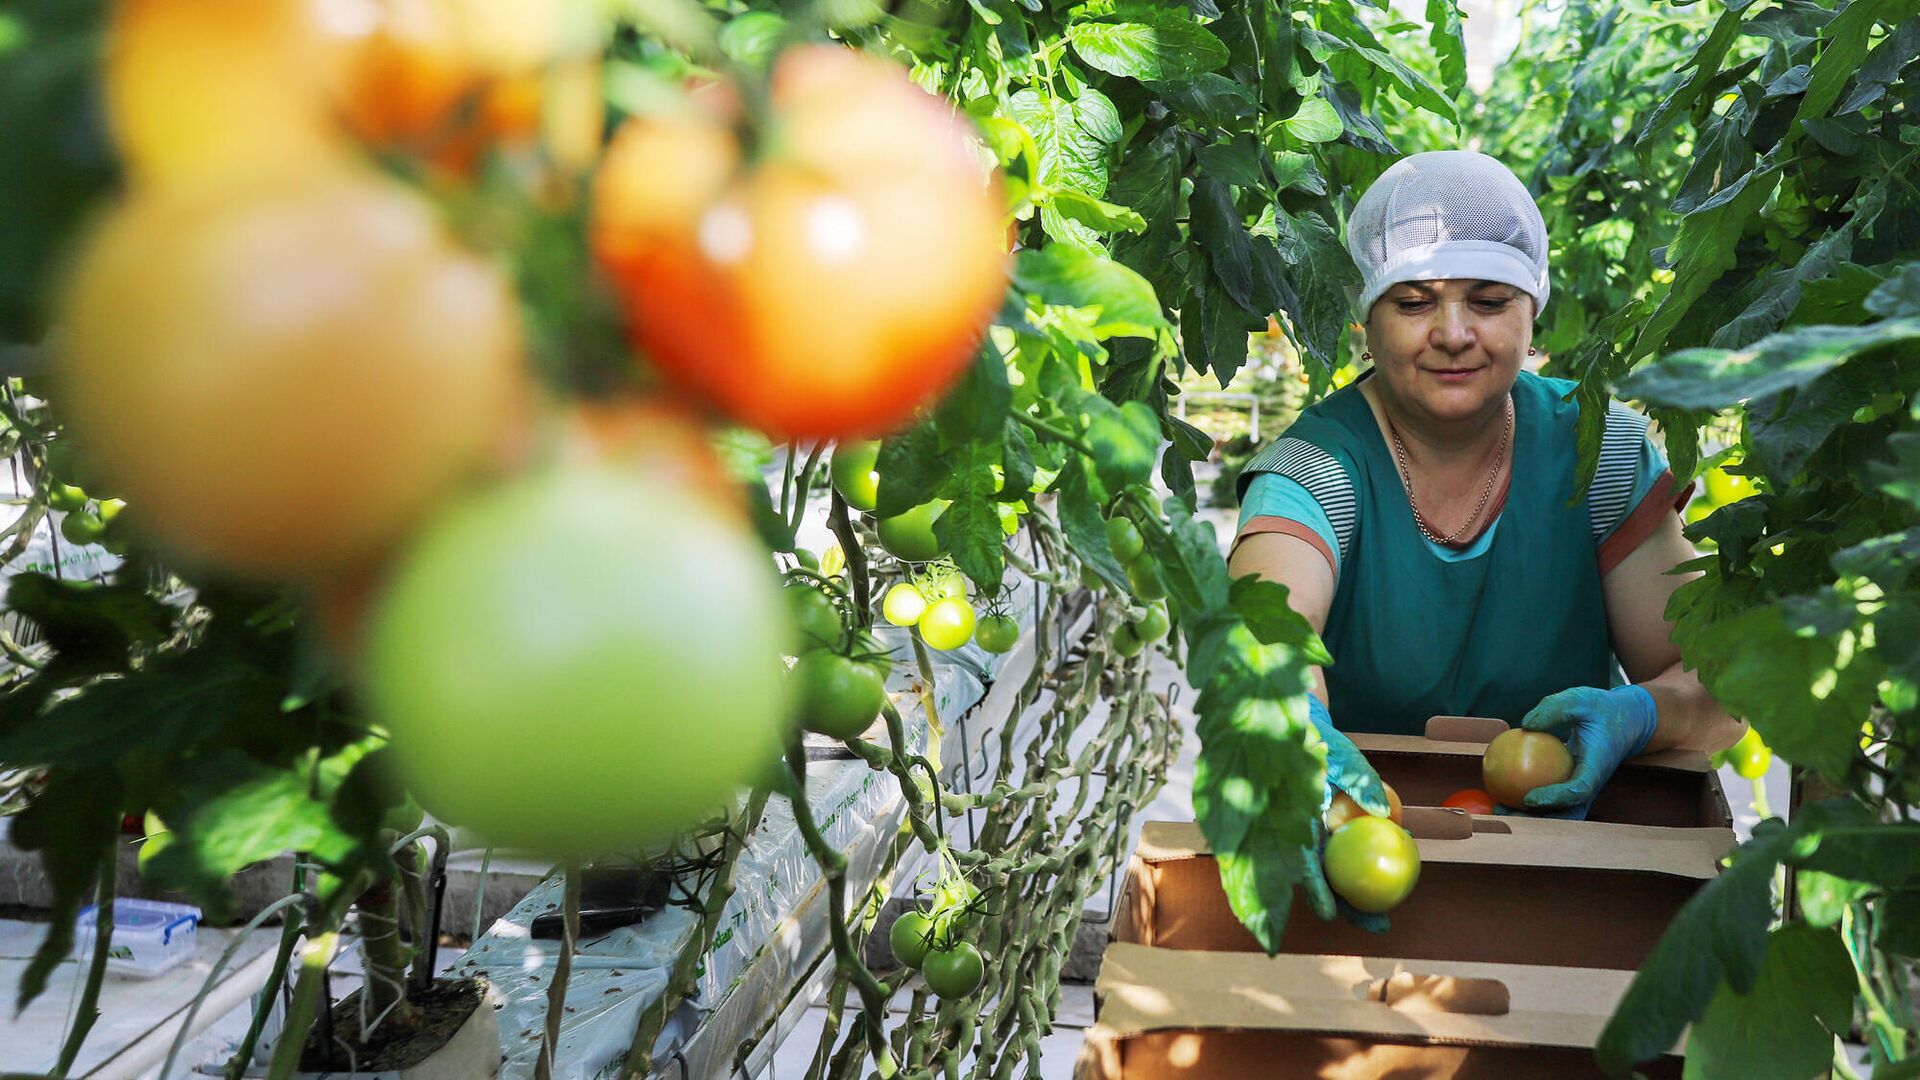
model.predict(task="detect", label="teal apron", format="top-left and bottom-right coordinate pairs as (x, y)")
top-left (1243, 372), bottom-right (1615, 735)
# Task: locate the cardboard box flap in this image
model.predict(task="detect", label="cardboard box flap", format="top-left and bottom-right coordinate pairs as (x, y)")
top-left (1137, 818), bottom-right (1730, 880)
top-left (1093, 942), bottom-right (1647, 1052)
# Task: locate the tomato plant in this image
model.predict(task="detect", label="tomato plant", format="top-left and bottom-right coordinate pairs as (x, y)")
top-left (364, 464), bottom-right (793, 855)
top-left (591, 46), bottom-right (1007, 441)
top-left (1322, 816), bottom-right (1421, 915)
top-left (1482, 729), bottom-right (1574, 810)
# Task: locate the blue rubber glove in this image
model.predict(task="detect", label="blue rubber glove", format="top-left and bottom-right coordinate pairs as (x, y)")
top-left (1297, 694), bottom-right (1394, 933)
top-left (1502, 685), bottom-right (1658, 820)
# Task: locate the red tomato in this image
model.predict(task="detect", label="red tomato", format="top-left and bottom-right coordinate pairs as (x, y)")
top-left (591, 45), bottom-right (1008, 441)
top-left (1440, 788), bottom-right (1498, 816)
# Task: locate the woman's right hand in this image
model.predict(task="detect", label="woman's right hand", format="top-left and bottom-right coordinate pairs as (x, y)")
top-left (1299, 694), bottom-right (1394, 933)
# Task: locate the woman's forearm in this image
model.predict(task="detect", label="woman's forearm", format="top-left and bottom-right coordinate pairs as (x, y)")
top-left (1637, 660), bottom-right (1744, 754)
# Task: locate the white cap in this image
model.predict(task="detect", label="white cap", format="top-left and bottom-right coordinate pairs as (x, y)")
top-left (1346, 150), bottom-right (1550, 322)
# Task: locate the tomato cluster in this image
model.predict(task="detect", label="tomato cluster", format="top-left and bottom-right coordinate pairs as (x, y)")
top-left (889, 876), bottom-right (989, 999)
top-left (55, 4), bottom-right (1015, 857)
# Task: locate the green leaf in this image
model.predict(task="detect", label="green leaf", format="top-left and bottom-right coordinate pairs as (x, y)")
top-left (716, 11), bottom-right (785, 67)
top-left (1065, 14), bottom-right (1228, 82)
top-left (1190, 178), bottom-right (1264, 314)
top-left (1347, 43), bottom-right (1457, 123)
top-left (1621, 318), bottom-right (1920, 409)
top-left (1596, 822), bottom-right (1792, 1076)
top-left (1282, 94), bottom-right (1342, 143)
top-left (1425, 0), bottom-right (1467, 99)
top-left (1056, 455), bottom-right (1127, 589)
top-left (1682, 603), bottom-right (1876, 779)
top-left (933, 445), bottom-right (1007, 594)
top-left (936, 344), bottom-right (1013, 445)
top-left (1795, 870), bottom-right (1871, 929)
top-left (1873, 431), bottom-right (1920, 509)
top-left (1012, 244), bottom-right (1167, 339)
top-left (1146, 502), bottom-right (1235, 616)
top-left (1630, 165), bottom-right (1781, 364)
top-left (1149, 73), bottom-right (1256, 128)
top-left (1876, 891), bottom-right (1920, 957)
top-left (1085, 400), bottom-right (1160, 494)
top-left (1709, 170), bottom-right (1892, 349)
top-left (1831, 529), bottom-right (1920, 587)
top-left (0, 648), bottom-right (282, 769)
top-left (1745, 364), bottom-right (1890, 481)
top-left (1788, 0), bottom-right (1892, 142)
top-left (1229, 576), bottom-right (1332, 664)
top-left (1866, 262), bottom-right (1920, 319)
top-left (1796, 822), bottom-right (1920, 891)
top-left (1046, 189), bottom-right (1148, 235)
top-left (1008, 86), bottom-right (1122, 198)
top-left (1195, 136), bottom-right (1265, 191)
top-left (999, 418), bottom-right (1037, 502)
top-left (1215, 815), bottom-right (1310, 953)
top-left (1269, 208), bottom-right (1361, 369)
top-left (876, 422), bottom-right (948, 517)
top-left (1789, 263), bottom-right (1889, 326)
top-left (1682, 923), bottom-right (1855, 1080)
top-left (9, 768), bottom-right (119, 1011)
top-left (3, 573), bottom-right (173, 670)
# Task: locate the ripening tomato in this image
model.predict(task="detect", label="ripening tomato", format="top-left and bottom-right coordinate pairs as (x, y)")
top-left (105, 0), bottom-right (344, 184)
top-left (323, 0), bottom-right (601, 175)
top-left (1440, 788), bottom-right (1498, 816)
top-left (364, 464), bottom-right (793, 855)
top-left (1323, 782), bottom-right (1403, 833)
top-left (591, 45), bottom-right (1008, 441)
top-left (1322, 816), bottom-right (1421, 914)
top-left (1482, 729), bottom-right (1574, 809)
top-left (58, 168), bottom-right (522, 581)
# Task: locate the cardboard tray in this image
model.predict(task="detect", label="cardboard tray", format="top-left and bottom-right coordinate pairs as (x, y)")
top-left (1360, 716), bottom-right (1733, 830)
top-left (1074, 942), bottom-right (1683, 1079)
top-left (1119, 814), bottom-right (1731, 971)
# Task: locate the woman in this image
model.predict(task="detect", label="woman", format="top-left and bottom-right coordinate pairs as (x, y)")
top-left (1228, 152), bottom-right (1744, 916)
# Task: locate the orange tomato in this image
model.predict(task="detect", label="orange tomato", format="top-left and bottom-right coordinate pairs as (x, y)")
top-left (592, 45), bottom-right (1008, 441)
top-left (57, 167), bottom-right (523, 580)
top-left (1482, 730), bottom-right (1575, 809)
top-left (1323, 782), bottom-right (1404, 833)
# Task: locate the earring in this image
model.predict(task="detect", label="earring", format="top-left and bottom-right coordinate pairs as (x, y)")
top-left (1527, 347), bottom-right (1538, 356)
top-left (1361, 351), bottom-right (1373, 362)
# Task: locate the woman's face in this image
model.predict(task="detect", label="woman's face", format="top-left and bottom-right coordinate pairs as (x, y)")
top-left (1365, 279), bottom-right (1534, 426)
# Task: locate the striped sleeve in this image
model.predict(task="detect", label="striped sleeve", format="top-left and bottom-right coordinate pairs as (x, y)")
top-left (1237, 437), bottom-right (1358, 570)
top-left (1592, 402), bottom-right (1695, 575)
top-left (1588, 401), bottom-right (1651, 543)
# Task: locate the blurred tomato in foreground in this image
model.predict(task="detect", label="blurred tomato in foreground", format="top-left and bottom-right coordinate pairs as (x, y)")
top-left (363, 463), bottom-right (794, 855)
top-left (592, 45), bottom-right (1008, 442)
top-left (58, 167), bottom-right (522, 580)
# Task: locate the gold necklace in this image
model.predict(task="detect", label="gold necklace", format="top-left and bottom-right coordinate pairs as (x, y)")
top-left (1385, 396), bottom-right (1513, 546)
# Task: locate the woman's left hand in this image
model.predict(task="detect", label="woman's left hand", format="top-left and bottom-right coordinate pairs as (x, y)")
top-left (1504, 685), bottom-right (1658, 819)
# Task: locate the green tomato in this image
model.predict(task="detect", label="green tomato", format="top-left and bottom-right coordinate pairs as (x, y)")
top-left (918, 597), bottom-right (976, 651)
top-left (365, 465), bottom-right (794, 857)
top-left (1132, 604), bottom-right (1170, 642)
top-left (792, 547), bottom-right (820, 571)
top-left (890, 909), bottom-right (937, 969)
top-left (1322, 816), bottom-right (1421, 914)
top-left (1105, 517), bottom-right (1144, 563)
top-left (974, 614), bottom-right (1018, 654)
top-left (788, 586), bottom-right (843, 653)
top-left (136, 811), bottom-right (170, 875)
top-left (830, 440), bottom-right (881, 512)
top-left (1079, 562), bottom-right (1106, 592)
top-left (1704, 466), bottom-right (1757, 505)
top-left (96, 497), bottom-right (127, 527)
top-left (922, 942), bottom-right (985, 998)
top-left (60, 510), bottom-right (105, 546)
top-left (1113, 623), bottom-right (1144, 658)
top-left (794, 650), bottom-right (887, 739)
top-left (883, 582), bottom-right (928, 627)
top-left (47, 483), bottom-right (88, 513)
top-left (1127, 558), bottom-right (1168, 601)
top-left (1728, 726), bottom-right (1772, 781)
top-left (877, 500), bottom-right (949, 563)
